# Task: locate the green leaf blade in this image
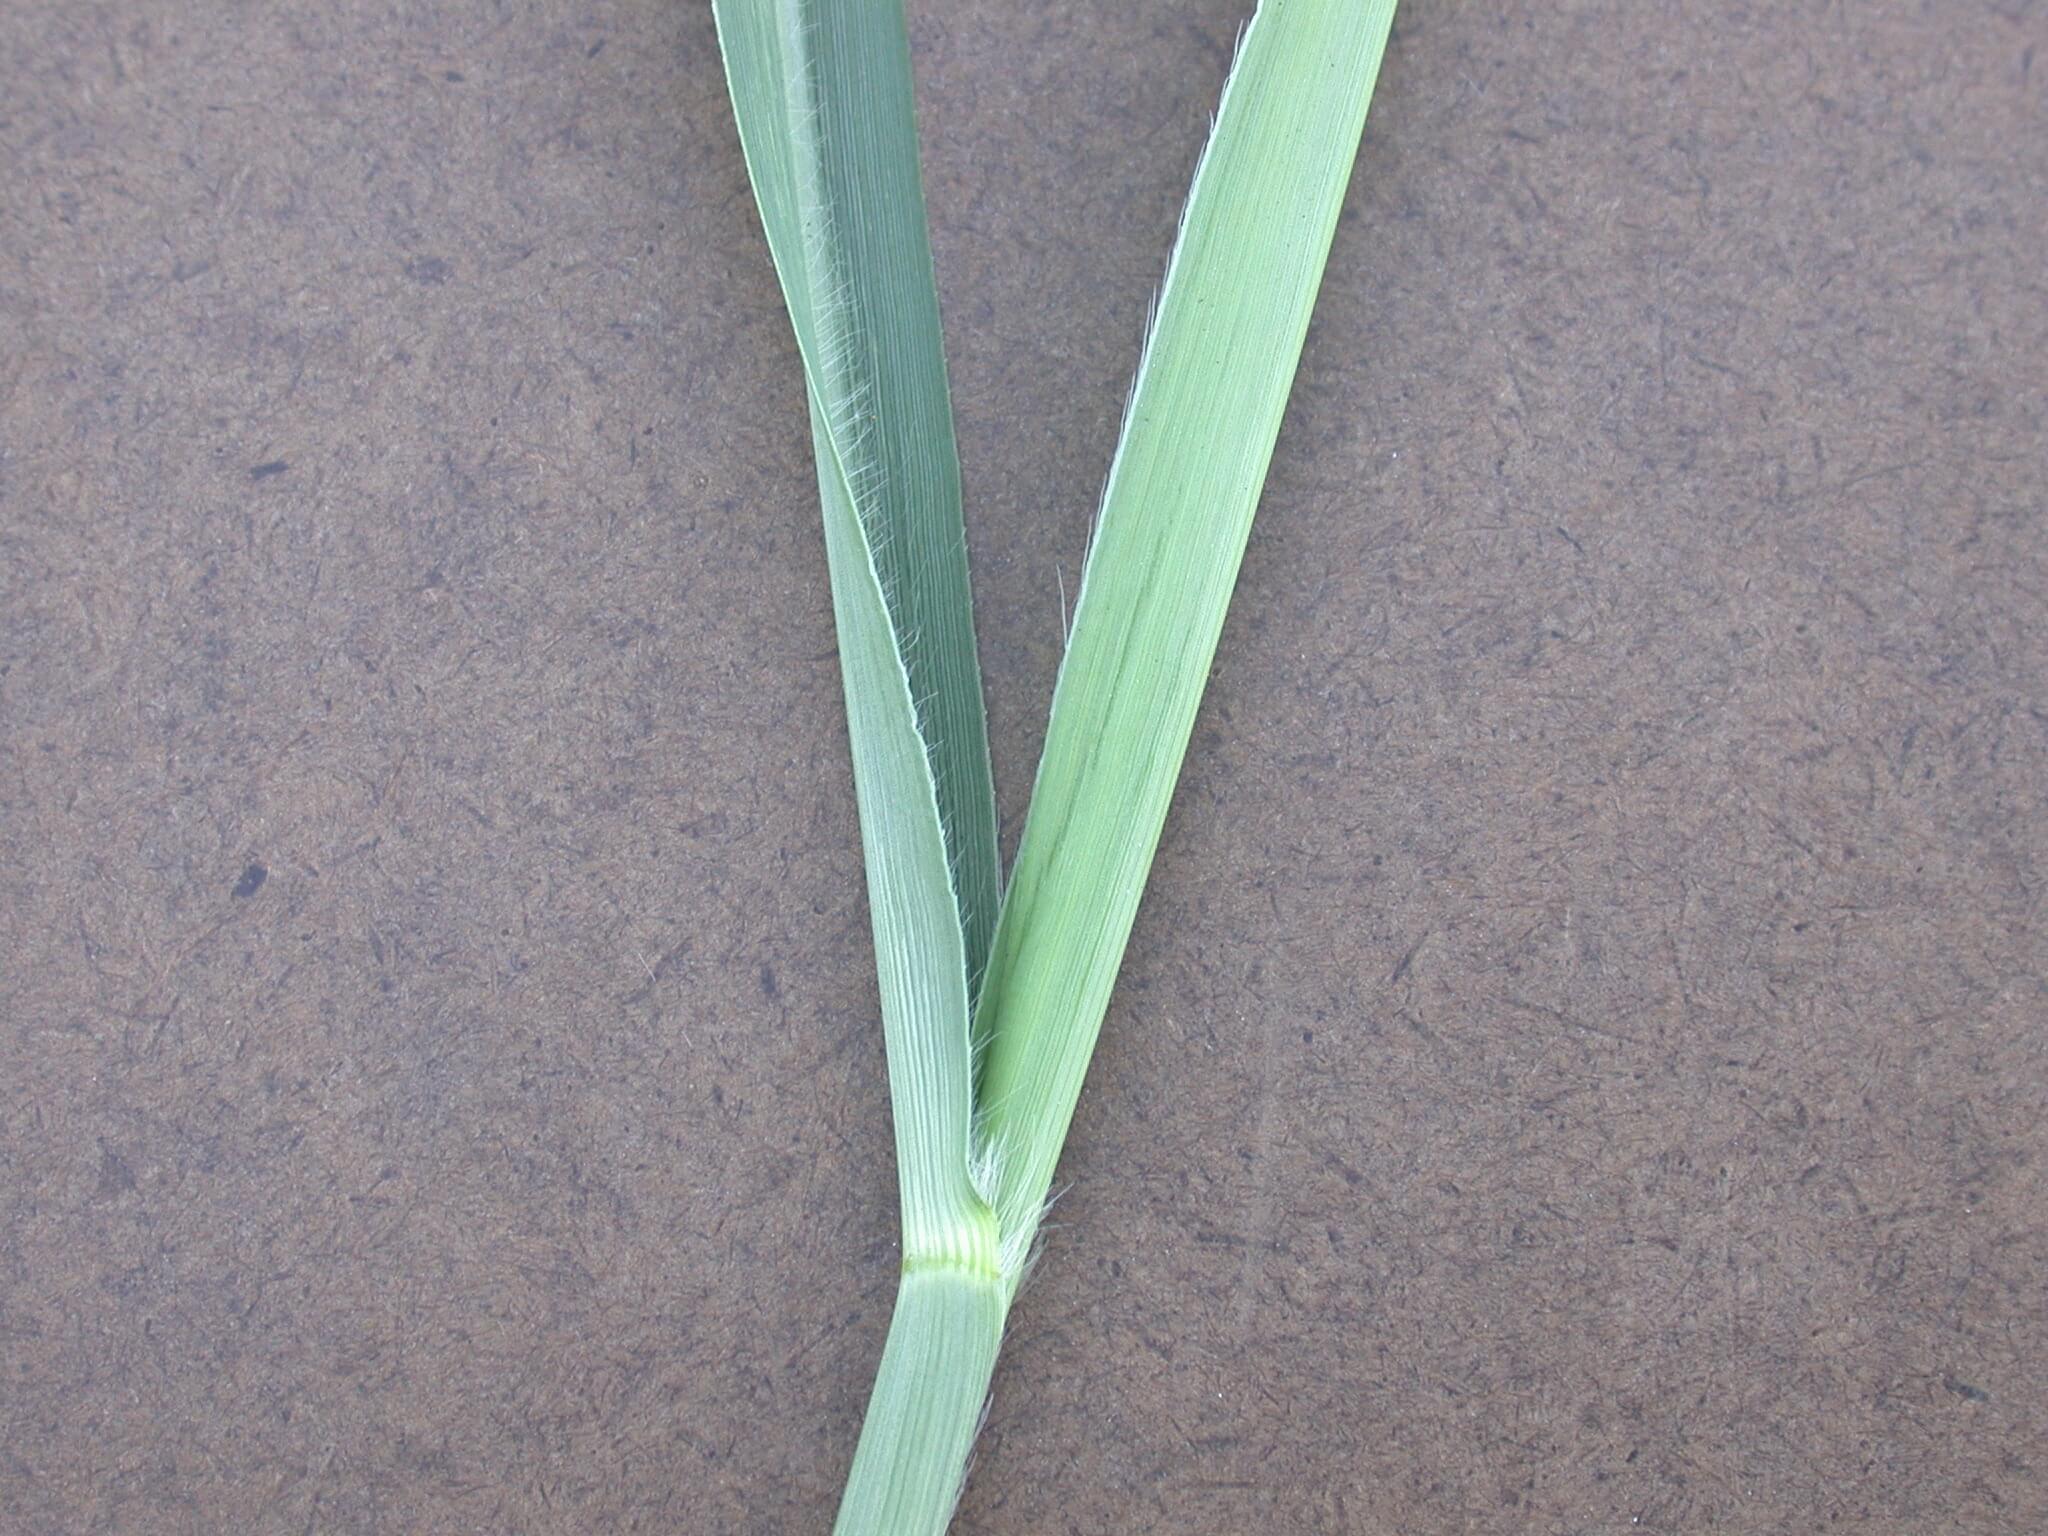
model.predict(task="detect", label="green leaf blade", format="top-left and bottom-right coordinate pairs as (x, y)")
top-left (976, 0), bottom-right (1400, 1260)
top-left (714, 0), bottom-right (998, 1247)
top-left (716, 0), bottom-right (1001, 1000)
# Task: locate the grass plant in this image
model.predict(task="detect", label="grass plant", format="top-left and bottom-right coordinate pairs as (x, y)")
top-left (712, 2), bottom-right (1399, 1527)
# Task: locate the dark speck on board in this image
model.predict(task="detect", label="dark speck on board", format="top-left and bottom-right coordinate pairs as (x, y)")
top-left (758, 961), bottom-right (779, 1000)
top-left (95, 1145), bottom-right (137, 1198)
top-left (231, 863), bottom-right (268, 899)
top-left (249, 460), bottom-right (287, 480)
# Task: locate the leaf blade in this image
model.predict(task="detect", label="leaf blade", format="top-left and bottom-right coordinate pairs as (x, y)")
top-left (714, 0), bottom-right (999, 1242)
top-left (976, 0), bottom-right (1400, 1261)
top-left (716, 0), bottom-right (1002, 1000)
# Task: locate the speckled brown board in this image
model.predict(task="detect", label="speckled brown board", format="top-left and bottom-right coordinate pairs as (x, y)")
top-left (2, 3), bottom-right (2043, 1532)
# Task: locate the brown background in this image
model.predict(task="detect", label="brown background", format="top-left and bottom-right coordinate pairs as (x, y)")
top-left (3, 2), bottom-right (2043, 1532)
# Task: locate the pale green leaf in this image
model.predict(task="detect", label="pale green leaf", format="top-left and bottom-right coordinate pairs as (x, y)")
top-left (976, 0), bottom-right (1400, 1269)
top-left (714, 0), bottom-right (1002, 1000)
top-left (713, 0), bottom-right (996, 1253)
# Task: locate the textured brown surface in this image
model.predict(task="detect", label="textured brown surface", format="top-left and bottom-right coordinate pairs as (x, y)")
top-left (3, 2), bottom-right (2044, 1532)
